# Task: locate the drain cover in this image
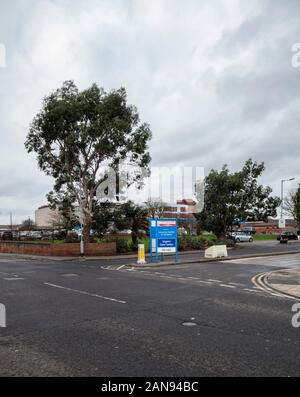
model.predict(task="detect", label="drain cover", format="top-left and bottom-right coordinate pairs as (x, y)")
top-left (182, 322), bottom-right (197, 327)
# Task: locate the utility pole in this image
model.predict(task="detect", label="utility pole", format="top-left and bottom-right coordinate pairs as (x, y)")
top-left (10, 212), bottom-right (12, 232)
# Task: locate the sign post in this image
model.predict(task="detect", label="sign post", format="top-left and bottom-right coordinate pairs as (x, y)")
top-left (149, 218), bottom-right (178, 264)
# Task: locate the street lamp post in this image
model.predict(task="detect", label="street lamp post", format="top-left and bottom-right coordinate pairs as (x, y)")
top-left (280, 178), bottom-right (295, 228)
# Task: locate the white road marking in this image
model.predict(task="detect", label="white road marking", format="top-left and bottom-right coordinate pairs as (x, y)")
top-left (44, 283), bottom-right (126, 304)
top-left (116, 265), bottom-right (126, 270)
top-left (229, 282), bottom-right (245, 287)
top-left (251, 272), bottom-right (297, 300)
top-left (3, 277), bottom-right (25, 281)
top-left (196, 280), bottom-right (212, 285)
top-left (220, 284), bottom-right (236, 289)
top-left (208, 279), bottom-right (222, 283)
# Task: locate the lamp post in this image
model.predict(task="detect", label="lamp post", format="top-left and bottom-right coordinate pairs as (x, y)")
top-left (280, 178), bottom-right (295, 228)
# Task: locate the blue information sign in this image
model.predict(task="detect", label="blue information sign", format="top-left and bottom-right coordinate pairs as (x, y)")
top-left (149, 218), bottom-right (178, 263)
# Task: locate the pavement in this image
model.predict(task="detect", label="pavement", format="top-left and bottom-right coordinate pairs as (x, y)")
top-left (0, 249), bottom-right (300, 376)
top-left (264, 269), bottom-right (300, 299)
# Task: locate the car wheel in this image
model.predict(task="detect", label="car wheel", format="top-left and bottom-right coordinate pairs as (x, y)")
top-left (249, 238), bottom-right (253, 242)
top-left (236, 238), bottom-right (240, 242)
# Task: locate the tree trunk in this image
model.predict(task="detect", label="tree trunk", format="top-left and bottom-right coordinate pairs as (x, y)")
top-left (83, 213), bottom-right (92, 243)
top-left (131, 231), bottom-right (138, 247)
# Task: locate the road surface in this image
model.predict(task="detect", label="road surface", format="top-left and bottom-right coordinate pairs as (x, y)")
top-left (0, 252), bottom-right (300, 376)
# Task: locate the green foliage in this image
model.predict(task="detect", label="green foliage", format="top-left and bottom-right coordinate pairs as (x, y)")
top-left (65, 236), bottom-right (80, 243)
top-left (293, 186), bottom-right (300, 228)
top-left (92, 201), bottom-right (115, 237)
top-left (253, 234), bottom-right (277, 241)
top-left (114, 201), bottom-right (148, 245)
top-left (197, 159), bottom-right (280, 237)
top-left (177, 235), bottom-right (215, 251)
top-left (115, 238), bottom-right (130, 253)
top-left (25, 81), bottom-right (152, 240)
top-left (102, 236), bottom-right (131, 253)
top-left (216, 238), bottom-right (235, 248)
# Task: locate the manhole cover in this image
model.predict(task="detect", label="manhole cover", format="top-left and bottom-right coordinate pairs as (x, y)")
top-left (182, 322), bottom-right (197, 327)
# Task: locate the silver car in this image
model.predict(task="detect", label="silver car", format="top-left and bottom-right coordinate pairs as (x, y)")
top-left (232, 231), bottom-right (253, 243)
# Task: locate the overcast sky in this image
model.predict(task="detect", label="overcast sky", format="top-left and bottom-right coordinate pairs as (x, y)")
top-left (0, 0), bottom-right (300, 224)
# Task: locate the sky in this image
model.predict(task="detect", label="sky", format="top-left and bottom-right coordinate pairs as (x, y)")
top-left (0, 0), bottom-right (300, 224)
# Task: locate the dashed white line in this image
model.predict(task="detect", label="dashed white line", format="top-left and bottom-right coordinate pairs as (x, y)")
top-left (220, 284), bottom-right (236, 289)
top-left (243, 288), bottom-right (260, 293)
top-left (208, 279), bottom-right (222, 283)
top-left (3, 277), bottom-right (25, 281)
top-left (44, 283), bottom-right (126, 304)
top-left (196, 280), bottom-right (212, 285)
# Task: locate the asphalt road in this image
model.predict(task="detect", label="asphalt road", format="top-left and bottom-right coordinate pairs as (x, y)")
top-left (0, 251), bottom-right (300, 377)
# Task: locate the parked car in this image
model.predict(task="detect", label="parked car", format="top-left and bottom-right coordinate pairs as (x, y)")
top-left (241, 227), bottom-right (256, 235)
top-left (119, 229), bottom-right (132, 235)
top-left (28, 231), bottom-right (42, 240)
top-left (233, 231), bottom-right (253, 243)
top-left (277, 231), bottom-right (298, 241)
top-left (0, 231), bottom-right (13, 240)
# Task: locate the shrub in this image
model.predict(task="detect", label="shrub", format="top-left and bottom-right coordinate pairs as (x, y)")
top-left (115, 238), bottom-right (130, 253)
top-left (216, 238), bottom-right (235, 248)
top-left (65, 236), bottom-right (80, 243)
top-left (178, 236), bottom-right (188, 251)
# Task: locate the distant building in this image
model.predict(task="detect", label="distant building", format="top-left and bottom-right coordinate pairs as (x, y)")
top-left (161, 199), bottom-right (197, 232)
top-left (35, 205), bottom-right (59, 228)
top-left (35, 204), bottom-right (81, 228)
top-left (239, 218), bottom-right (298, 234)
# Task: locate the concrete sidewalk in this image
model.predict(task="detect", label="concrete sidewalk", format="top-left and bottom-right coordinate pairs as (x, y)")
top-left (266, 269), bottom-right (300, 299)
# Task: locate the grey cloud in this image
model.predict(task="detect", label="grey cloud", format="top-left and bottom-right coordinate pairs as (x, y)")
top-left (0, 0), bottom-right (300, 223)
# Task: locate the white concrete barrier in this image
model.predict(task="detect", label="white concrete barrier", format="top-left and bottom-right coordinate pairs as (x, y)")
top-left (204, 245), bottom-right (228, 259)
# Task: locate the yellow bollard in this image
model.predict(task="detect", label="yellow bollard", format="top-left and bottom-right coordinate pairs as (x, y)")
top-left (137, 244), bottom-right (147, 265)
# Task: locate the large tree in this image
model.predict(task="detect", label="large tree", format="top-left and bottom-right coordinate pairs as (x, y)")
top-left (25, 81), bottom-right (152, 241)
top-left (197, 159), bottom-right (280, 237)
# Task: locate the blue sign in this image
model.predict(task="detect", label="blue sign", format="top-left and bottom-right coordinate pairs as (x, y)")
top-left (158, 239), bottom-right (176, 248)
top-left (149, 218), bottom-right (178, 263)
